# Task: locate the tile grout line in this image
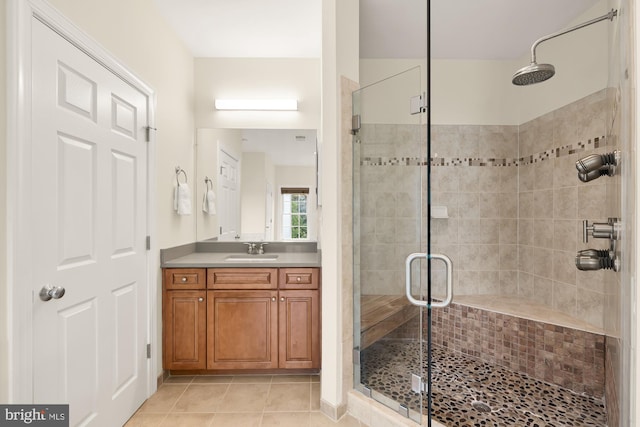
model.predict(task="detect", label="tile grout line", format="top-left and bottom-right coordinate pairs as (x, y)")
top-left (162, 381), bottom-right (193, 414)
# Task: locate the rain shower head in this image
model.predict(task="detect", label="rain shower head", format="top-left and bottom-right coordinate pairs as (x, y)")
top-left (512, 9), bottom-right (617, 86)
top-left (512, 63), bottom-right (555, 86)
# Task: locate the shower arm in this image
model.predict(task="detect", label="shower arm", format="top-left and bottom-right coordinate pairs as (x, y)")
top-left (529, 9), bottom-right (617, 64)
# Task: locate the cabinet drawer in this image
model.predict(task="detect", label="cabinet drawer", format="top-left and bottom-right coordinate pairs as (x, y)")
top-left (279, 268), bottom-right (319, 290)
top-left (208, 268), bottom-right (278, 289)
top-left (164, 268), bottom-right (206, 290)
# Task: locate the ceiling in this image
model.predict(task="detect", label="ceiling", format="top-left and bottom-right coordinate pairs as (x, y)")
top-left (241, 129), bottom-right (317, 167)
top-left (154, 0), bottom-right (600, 60)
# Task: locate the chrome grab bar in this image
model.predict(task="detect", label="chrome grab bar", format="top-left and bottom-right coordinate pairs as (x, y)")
top-left (405, 252), bottom-right (453, 308)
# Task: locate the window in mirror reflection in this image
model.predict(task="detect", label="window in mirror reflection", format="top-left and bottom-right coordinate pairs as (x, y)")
top-left (282, 187), bottom-right (309, 240)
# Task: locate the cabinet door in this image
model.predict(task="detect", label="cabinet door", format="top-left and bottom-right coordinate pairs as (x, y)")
top-left (207, 290), bottom-right (278, 370)
top-left (278, 290), bottom-right (320, 369)
top-left (163, 290), bottom-right (206, 370)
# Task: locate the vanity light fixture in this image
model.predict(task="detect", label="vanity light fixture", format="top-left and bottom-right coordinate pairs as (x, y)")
top-left (214, 99), bottom-right (298, 111)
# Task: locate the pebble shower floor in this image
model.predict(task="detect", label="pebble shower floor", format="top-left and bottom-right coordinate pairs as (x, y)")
top-left (361, 340), bottom-right (607, 426)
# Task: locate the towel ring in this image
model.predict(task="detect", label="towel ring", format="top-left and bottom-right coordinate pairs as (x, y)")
top-left (175, 166), bottom-right (187, 186)
top-left (204, 176), bottom-right (213, 191)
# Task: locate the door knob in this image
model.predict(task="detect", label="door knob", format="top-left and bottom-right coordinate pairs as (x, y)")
top-left (39, 284), bottom-right (66, 302)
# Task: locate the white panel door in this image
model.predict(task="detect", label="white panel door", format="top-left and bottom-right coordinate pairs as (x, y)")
top-left (265, 181), bottom-right (274, 240)
top-left (30, 17), bottom-right (148, 427)
top-left (218, 149), bottom-right (239, 239)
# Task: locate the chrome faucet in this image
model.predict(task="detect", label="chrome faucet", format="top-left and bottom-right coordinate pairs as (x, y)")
top-left (244, 242), bottom-right (267, 255)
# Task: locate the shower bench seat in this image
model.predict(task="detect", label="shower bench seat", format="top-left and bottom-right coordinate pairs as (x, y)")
top-left (360, 295), bottom-right (418, 349)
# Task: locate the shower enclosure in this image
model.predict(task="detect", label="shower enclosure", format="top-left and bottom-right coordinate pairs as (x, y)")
top-left (352, 66), bottom-right (452, 424)
top-left (353, 1), bottom-right (619, 425)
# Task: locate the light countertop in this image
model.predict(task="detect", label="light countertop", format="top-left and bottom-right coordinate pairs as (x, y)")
top-left (162, 251), bottom-right (321, 268)
top-left (160, 241), bottom-right (321, 268)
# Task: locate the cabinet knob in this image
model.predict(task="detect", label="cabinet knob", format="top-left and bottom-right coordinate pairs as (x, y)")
top-left (198, 297), bottom-right (204, 302)
top-left (181, 277), bottom-right (187, 282)
top-left (271, 297), bottom-right (276, 302)
top-left (296, 276), bottom-right (301, 282)
top-left (280, 297), bottom-right (285, 302)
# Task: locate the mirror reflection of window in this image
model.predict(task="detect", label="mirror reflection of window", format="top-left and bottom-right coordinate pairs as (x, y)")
top-left (282, 187), bottom-right (309, 240)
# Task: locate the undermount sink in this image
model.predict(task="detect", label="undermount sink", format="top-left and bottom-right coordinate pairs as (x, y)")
top-left (224, 254), bottom-right (280, 262)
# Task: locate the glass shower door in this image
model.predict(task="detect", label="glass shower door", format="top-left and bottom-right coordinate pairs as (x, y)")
top-left (352, 66), bottom-right (427, 423)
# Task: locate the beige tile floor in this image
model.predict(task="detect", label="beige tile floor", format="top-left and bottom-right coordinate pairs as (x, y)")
top-left (125, 375), bottom-right (366, 427)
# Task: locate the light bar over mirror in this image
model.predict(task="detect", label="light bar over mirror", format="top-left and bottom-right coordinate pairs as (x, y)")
top-left (214, 99), bottom-right (298, 111)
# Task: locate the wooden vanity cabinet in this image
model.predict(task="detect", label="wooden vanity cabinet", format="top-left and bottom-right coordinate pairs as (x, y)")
top-left (163, 266), bottom-right (320, 372)
top-left (162, 269), bottom-right (207, 370)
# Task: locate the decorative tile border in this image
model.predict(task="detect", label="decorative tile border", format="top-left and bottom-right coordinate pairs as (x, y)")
top-left (360, 135), bottom-right (606, 167)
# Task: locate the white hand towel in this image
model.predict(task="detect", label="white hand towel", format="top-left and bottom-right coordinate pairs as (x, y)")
top-left (174, 183), bottom-right (192, 215)
top-left (202, 189), bottom-right (216, 215)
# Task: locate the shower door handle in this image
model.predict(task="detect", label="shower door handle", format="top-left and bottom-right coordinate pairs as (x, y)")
top-left (405, 252), bottom-right (453, 308)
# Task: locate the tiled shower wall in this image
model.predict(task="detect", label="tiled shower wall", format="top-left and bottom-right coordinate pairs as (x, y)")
top-left (517, 88), bottom-right (613, 330)
top-left (357, 124), bottom-right (423, 296)
top-left (359, 89), bottom-right (613, 331)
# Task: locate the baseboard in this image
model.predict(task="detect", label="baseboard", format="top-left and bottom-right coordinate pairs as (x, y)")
top-left (347, 390), bottom-right (447, 427)
top-left (320, 399), bottom-right (347, 421)
top-left (157, 370), bottom-right (168, 389)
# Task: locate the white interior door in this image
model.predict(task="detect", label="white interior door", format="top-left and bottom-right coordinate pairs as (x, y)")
top-left (30, 17), bottom-right (149, 427)
top-left (218, 149), bottom-right (240, 239)
top-left (265, 182), bottom-right (274, 240)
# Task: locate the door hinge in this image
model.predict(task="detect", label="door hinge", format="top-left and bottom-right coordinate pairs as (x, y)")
top-left (411, 373), bottom-right (428, 393)
top-left (145, 126), bottom-right (157, 142)
top-left (146, 343), bottom-right (151, 359)
top-left (410, 93), bottom-right (427, 115)
top-left (146, 235), bottom-right (151, 250)
top-left (351, 115), bottom-right (361, 135)
top-left (398, 404), bottom-right (409, 418)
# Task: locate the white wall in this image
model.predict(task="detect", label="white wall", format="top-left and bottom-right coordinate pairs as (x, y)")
top-left (0, 0), bottom-right (8, 404)
top-left (515, 1), bottom-right (610, 123)
top-left (358, 0), bottom-right (610, 127)
top-left (320, 0), bottom-right (359, 418)
top-left (194, 58), bottom-right (321, 130)
top-left (275, 165), bottom-right (317, 241)
top-left (360, 58), bottom-right (519, 125)
top-left (240, 152), bottom-right (274, 237)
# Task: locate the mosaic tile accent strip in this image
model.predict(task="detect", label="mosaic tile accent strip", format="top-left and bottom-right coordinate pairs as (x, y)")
top-left (361, 341), bottom-right (607, 427)
top-left (429, 303), bottom-right (606, 397)
top-left (360, 135), bottom-right (606, 167)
